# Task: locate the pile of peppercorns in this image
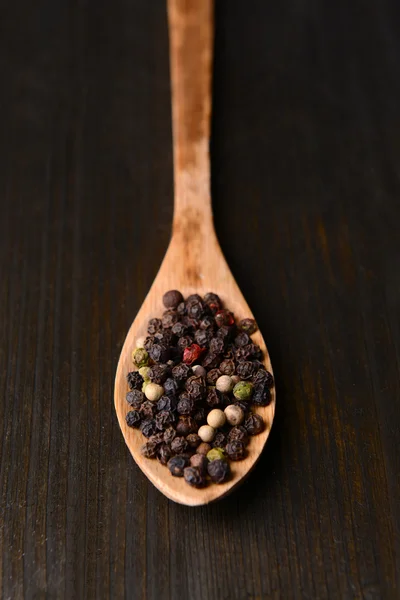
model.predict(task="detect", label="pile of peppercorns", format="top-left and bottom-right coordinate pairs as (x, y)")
top-left (125, 290), bottom-right (273, 488)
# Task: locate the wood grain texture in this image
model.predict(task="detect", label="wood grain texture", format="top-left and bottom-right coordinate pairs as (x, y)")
top-left (1, 0), bottom-right (400, 597)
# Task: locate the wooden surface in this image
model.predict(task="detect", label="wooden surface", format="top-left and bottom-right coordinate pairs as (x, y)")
top-left (0, 0), bottom-right (400, 597)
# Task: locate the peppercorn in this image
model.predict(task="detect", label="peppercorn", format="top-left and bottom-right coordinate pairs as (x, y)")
top-left (163, 289), bottom-right (183, 309)
top-left (148, 343), bottom-right (170, 363)
top-left (177, 301), bottom-right (187, 316)
top-left (244, 413), bottom-right (264, 435)
top-left (231, 375), bottom-right (240, 385)
top-left (216, 375), bottom-right (234, 394)
top-left (234, 400), bottom-right (250, 414)
top-left (126, 389), bottom-right (145, 409)
top-left (168, 455), bottom-right (189, 477)
top-left (144, 336), bottom-right (154, 352)
top-left (207, 409), bottom-right (226, 429)
top-left (147, 318), bottom-right (163, 335)
top-left (206, 368), bottom-right (221, 385)
top-left (219, 359), bottom-right (236, 376)
top-left (197, 442), bottom-right (212, 456)
top-left (163, 426), bottom-right (177, 444)
top-left (253, 369), bottom-right (274, 388)
top-left (139, 366), bottom-right (151, 381)
top-left (148, 364), bottom-right (169, 385)
top-left (187, 299), bottom-right (204, 320)
top-left (172, 362), bottom-right (191, 382)
top-left (154, 329), bottom-right (175, 345)
top-left (132, 348), bottom-right (150, 368)
top-left (193, 407), bottom-right (206, 423)
top-left (228, 426), bottom-right (249, 445)
top-left (177, 396), bottom-right (195, 415)
top-left (207, 459), bottom-right (230, 483)
top-left (199, 315), bottom-right (215, 330)
top-left (142, 380), bottom-right (149, 393)
top-left (177, 335), bottom-right (194, 351)
top-left (216, 325), bottom-right (236, 342)
top-left (162, 310), bottom-right (178, 329)
top-left (204, 292), bottom-right (222, 314)
top-left (182, 316), bottom-right (200, 331)
top-left (155, 410), bottom-right (176, 430)
top-left (186, 433), bottom-right (201, 448)
top-left (140, 419), bottom-right (157, 438)
top-left (236, 361), bottom-right (257, 380)
top-left (157, 443), bottom-right (173, 465)
top-left (185, 375), bottom-right (206, 401)
top-left (202, 352), bottom-right (221, 370)
top-left (253, 382), bottom-right (272, 406)
top-left (171, 322), bottom-right (187, 337)
top-left (171, 436), bottom-right (188, 454)
top-left (224, 404), bottom-right (245, 426)
top-left (215, 309), bottom-right (234, 327)
top-left (198, 424), bottom-right (215, 443)
top-left (194, 328), bottom-right (213, 347)
top-left (235, 344), bottom-right (262, 361)
top-left (183, 344), bottom-right (205, 365)
top-left (127, 371), bottom-right (144, 390)
top-left (209, 337), bottom-right (225, 355)
top-left (184, 467), bottom-right (205, 487)
top-left (192, 364), bottom-right (206, 378)
top-left (176, 416), bottom-right (197, 436)
top-left (206, 387), bottom-right (222, 408)
top-left (141, 441), bottom-right (159, 458)
top-left (126, 410), bottom-right (141, 428)
top-left (186, 293), bottom-right (202, 305)
top-left (139, 401), bottom-right (156, 419)
top-left (226, 441), bottom-right (246, 461)
top-left (233, 381), bottom-right (253, 401)
top-left (163, 377), bottom-right (179, 398)
top-left (157, 395), bottom-right (177, 412)
top-left (145, 382), bottom-right (164, 402)
top-left (239, 318), bottom-right (257, 334)
top-left (207, 448), bottom-right (226, 462)
top-left (234, 332), bottom-right (250, 347)
top-left (190, 453), bottom-right (208, 475)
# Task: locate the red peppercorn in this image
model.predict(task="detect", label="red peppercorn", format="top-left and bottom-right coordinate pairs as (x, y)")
top-left (183, 343), bottom-right (205, 365)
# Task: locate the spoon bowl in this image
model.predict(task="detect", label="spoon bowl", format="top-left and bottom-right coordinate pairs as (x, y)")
top-left (114, 0), bottom-right (275, 505)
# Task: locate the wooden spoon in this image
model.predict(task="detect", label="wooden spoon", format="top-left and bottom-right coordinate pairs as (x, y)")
top-left (114, 0), bottom-right (275, 506)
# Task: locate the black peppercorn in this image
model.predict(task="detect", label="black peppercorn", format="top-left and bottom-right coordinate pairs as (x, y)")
top-left (207, 459), bottom-right (230, 483)
top-left (140, 418), bottom-right (157, 438)
top-left (187, 299), bottom-right (204, 319)
top-left (163, 290), bottom-right (184, 309)
top-left (206, 387), bottom-right (222, 408)
top-left (157, 395), bottom-right (177, 412)
top-left (235, 344), bottom-right (262, 361)
top-left (147, 318), bottom-right (163, 335)
top-left (162, 310), bottom-right (179, 329)
top-left (177, 396), bottom-right (195, 415)
top-left (141, 441), bottom-right (159, 458)
top-left (139, 400), bottom-right (156, 419)
top-left (226, 440), bottom-right (246, 461)
top-left (216, 325), bottom-right (236, 342)
top-left (184, 467), bottom-right (205, 487)
top-left (209, 337), bottom-right (226, 355)
top-left (253, 369), bottom-right (274, 388)
top-left (163, 426), bottom-right (177, 444)
top-left (168, 455), bottom-right (189, 477)
top-left (202, 352), bottom-right (221, 370)
top-left (185, 375), bottom-right (206, 401)
top-left (171, 322), bottom-right (187, 337)
top-left (171, 436), bottom-right (188, 454)
top-left (190, 453), bottom-right (209, 475)
top-left (148, 343), bottom-right (171, 363)
top-left (177, 301), bottom-right (187, 316)
top-left (238, 318), bottom-right (257, 334)
top-left (197, 442), bottom-right (212, 456)
top-left (212, 432), bottom-right (227, 449)
top-left (219, 359), bottom-right (236, 376)
top-left (206, 368), bottom-right (221, 385)
top-left (186, 433), bottom-right (201, 448)
top-left (177, 335), bottom-right (194, 351)
top-left (126, 389), bottom-right (145, 408)
top-left (127, 371), bottom-right (144, 390)
top-left (155, 410), bottom-right (176, 431)
top-left (172, 362), bottom-right (191, 382)
top-left (194, 328), bottom-right (213, 347)
top-left (253, 381), bottom-right (272, 406)
top-left (154, 329), bottom-right (175, 346)
top-left (148, 363), bottom-right (170, 384)
top-left (199, 315), bottom-right (215, 330)
top-left (193, 407), bottom-right (206, 423)
top-left (244, 413), bottom-right (264, 435)
top-left (186, 293), bottom-right (203, 305)
top-left (126, 410), bottom-right (141, 428)
top-left (163, 378), bottom-right (179, 398)
top-left (228, 426), bottom-right (249, 445)
top-left (176, 416), bottom-right (197, 436)
top-left (236, 360), bottom-right (257, 380)
top-left (234, 332), bottom-right (250, 347)
top-left (204, 292), bottom-right (222, 314)
top-left (157, 443), bottom-right (173, 465)
top-left (214, 309), bottom-right (234, 328)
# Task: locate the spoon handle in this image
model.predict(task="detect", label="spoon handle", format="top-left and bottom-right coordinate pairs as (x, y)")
top-left (167, 0), bottom-right (214, 231)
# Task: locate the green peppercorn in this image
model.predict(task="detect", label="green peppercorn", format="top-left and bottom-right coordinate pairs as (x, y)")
top-left (132, 347), bottom-right (150, 368)
top-left (139, 366), bottom-right (151, 380)
top-left (207, 448), bottom-right (226, 462)
top-left (233, 381), bottom-right (253, 401)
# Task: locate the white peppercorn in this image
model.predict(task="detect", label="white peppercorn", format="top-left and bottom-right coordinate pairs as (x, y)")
top-left (144, 382), bottom-right (164, 402)
top-left (207, 409), bottom-right (226, 429)
top-left (198, 425), bottom-right (216, 443)
top-left (216, 375), bottom-right (234, 394)
top-left (224, 404), bottom-right (245, 426)
top-left (192, 365), bottom-right (206, 378)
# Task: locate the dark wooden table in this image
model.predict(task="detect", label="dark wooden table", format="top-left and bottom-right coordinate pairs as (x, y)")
top-left (1, 1), bottom-right (400, 598)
